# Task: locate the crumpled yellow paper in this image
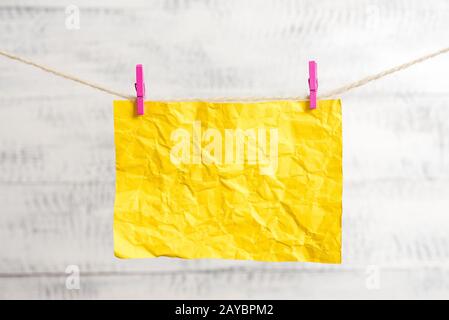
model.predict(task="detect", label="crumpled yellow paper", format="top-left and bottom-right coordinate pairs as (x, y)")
top-left (113, 99), bottom-right (342, 263)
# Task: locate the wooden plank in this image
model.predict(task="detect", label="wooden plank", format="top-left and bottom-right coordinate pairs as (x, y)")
top-left (1, 267), bottom-right (449, 299)
top-left (0, 178), bottom-right (448, 273)
top-left (0, 94), bottom-right (448, 183)
top-left (0, 1), bottom-right (448, 99)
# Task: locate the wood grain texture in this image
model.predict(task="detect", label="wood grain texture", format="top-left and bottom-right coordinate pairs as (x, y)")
top-left (0, 0), bottom-right (448, 299)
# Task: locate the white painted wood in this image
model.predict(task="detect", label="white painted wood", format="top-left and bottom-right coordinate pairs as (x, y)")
top-left (2, 267), bottom-right (449, 299)
top-left (0, 0), bottom-right (448, 299)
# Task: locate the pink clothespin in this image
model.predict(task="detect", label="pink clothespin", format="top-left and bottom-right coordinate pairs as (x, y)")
top-left (135, 64), bottom-right (145, 115)
top-left (308, 60), bottom-right (318, 110)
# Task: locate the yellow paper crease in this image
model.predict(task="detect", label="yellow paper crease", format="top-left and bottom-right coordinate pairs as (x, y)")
top-left (113, 99), bottom-right (342, 263)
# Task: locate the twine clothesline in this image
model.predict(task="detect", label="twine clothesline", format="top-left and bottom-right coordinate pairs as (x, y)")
top-left (0, 46), bottom-right (448, 102)
top-left (0, 49), bottom-right (133, 100)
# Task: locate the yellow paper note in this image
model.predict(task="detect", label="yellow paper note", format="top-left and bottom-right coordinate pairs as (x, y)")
top-left (113, 99), bottom-right (342, 263)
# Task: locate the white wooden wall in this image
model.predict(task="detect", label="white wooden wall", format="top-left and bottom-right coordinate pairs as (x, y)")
top-left (0, 0), bottom-right (448, 299)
